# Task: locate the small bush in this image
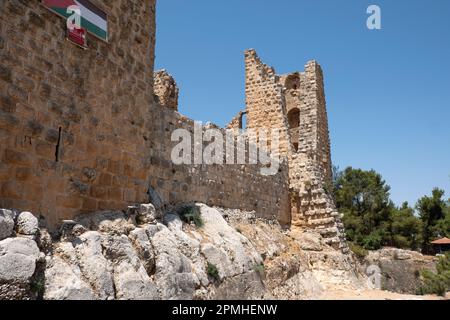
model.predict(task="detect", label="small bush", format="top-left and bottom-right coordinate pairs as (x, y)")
top-left (418, 253), bottom-right (450, 297)
top-left (207, 262), bottom-right (220, 281)
top-left (254, 263), bottom-right (265, 278)
top-left (30, 278), bottom-right (45, 298)
top-left (179, 205), bottom-right (204, 228)
top-left (349, 242), bottom-right (368, 259)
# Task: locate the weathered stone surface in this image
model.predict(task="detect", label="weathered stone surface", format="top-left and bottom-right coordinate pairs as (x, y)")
top-left (145, 224), bottom-right (160, 238)
top-left (395, 250), bottom-right (413, 261)
top-left (0, 204), bottom-right (372, 300)
top-left (241, 49), bottom-right (347, 250)
top-left (0, 0), bottom-right (158, 229)
top-left (201, 243), bottom-right (233, 280)
top-left (78, 211), bottom-right (134, 235)
top-left (0, 237), bottom-right (40, 283)
top-left (211, 271), bottom-right (266, 300)
top-left (73, 231), bottom-right (114, 300)
top-left (129, 228), bottom-right (155, 275)
top-left (16, 211), bottom-right (39, 236)
top-left (151, 226), bottom-right (198, 299)
top-left (0, 209), bottom-right (15, 241)
top-left (154, 70), bottom-right (179, 110)
top-left (361, 248), bottom-right (438, 294)
top-left (137, 203), bottom-right (158, 224)
top-left (37, 228), bottom-right (53, 253)
top-left (148, 187), bottom-right (164, 210)
top-left (163, 213), bottom-right (183, 231)
top-left (44, 255), bottom-right (96, 300)
top-left (112, 266), bottom-right (158, 300)
top-left (199, 204), bottom-right (263, 276)
top-left (291, 231), bottom-right (323, 251)
top-left (218, 206), bottom-right (366, 299)
top-left (102, 235), bottom-right (157, 300)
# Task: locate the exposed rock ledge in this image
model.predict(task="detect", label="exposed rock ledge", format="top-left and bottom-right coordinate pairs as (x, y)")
top-left (3, 204), bottom-right (440, 300)
top-left (359, 247), bottom-right (438, 295)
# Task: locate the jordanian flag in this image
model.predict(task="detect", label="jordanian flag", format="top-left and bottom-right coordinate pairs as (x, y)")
top-left (43, 0), bottom-right (108, 41)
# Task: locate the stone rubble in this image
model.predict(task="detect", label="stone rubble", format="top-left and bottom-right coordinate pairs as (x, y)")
top-left (0, 209), bottom-right (15, 241)
top-left (0, 204), bottom-right (370, 300)
top-left (16, 212), bottom-right (39, 236)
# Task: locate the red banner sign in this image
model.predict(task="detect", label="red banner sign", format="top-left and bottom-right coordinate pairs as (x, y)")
top-left (67, 26), bottom-right (87, 48)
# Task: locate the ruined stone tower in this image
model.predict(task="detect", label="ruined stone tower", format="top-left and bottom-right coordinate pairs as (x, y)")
top-left (229, 49), bottom-right (347, 251)
top-left (154, 70), bottom-right (179, 111)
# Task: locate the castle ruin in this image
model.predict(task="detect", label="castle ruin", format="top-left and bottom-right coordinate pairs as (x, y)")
top-left (0, 0), bottom-right (346, 252)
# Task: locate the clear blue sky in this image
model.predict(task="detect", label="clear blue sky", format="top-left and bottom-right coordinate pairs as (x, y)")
top-left (155, 0), bottom-right (450, 207)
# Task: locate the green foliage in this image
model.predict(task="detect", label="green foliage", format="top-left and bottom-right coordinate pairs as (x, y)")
top-left (418, 253), bottom-right (450, 297)
top-left (179, 205), bottom-right (204, 228)
top-left (349, 242), bottom-right (368, 259)
top-left (435, 210), bottom-right (450, 239)
top-left (335, 167), bottom-right (448, 253)
top-left (389, 202), bottom-right (422, 250)
top-left (254, 263), bottom-right (266, 278)
top-left (207, 262), bottom-right (220, 281)
top-left (416, 189), bottom-right (448, 253)
top-left (335, 168), bottom-right (422, 250)
top-left (30, 277), bottom-right (45, 297)
top-left (325, 165), bottom-right (343, 202)
top-left (335, 167), bottom-right (395, 250)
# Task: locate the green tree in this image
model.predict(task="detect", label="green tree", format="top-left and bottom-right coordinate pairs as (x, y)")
top-left (435, 197), bottom-right (450, 238)
top-left (334, 168), bottom-right (446, 253)
top-left (416, 189), bottom-right (447, 253)
top-left (418, 253), bottom-right (450, 297)
top-left (327, 165), bottom-right (343, 203)
top-left (389, 202), bottom-right (422, 250)
top-left (335, 167), bottom-right (394, 250)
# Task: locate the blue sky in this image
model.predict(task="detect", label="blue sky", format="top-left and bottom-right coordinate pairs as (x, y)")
top-left (155, 0), bottom-right (450, 207)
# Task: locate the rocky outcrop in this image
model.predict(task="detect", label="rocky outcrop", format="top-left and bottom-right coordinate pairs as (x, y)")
top-left (360, 248), bottom-right (438, 294)
top-left (0, 210), bottom-right (43, 300)
top-left (0, 204), bottom-right (368, 300)
top-left (16, 212), bottom-right (39, 236)
top-left (222, 208), bottom-right (366, 299)
top-left (0, 209), bottom-right (15, 241)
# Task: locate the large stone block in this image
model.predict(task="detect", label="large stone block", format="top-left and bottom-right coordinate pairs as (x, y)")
top-left (0, 209), bottom-right (15, 241)
top-left (16, 211), bottom-right (39, 236)
top-left (3, 149), bottom-right (31, 166)
top-left (0, 237), bottom-right (40, 283)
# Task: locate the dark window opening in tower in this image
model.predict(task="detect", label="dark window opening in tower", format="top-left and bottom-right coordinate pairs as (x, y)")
top-left (288, 108), bottom-right (300, 152)
top-left (288, 108), bottom-right (300, 129)
top-left (285, 74), bottom-right (300, 91)
top-left (239, 111), bottom-right (247, 130)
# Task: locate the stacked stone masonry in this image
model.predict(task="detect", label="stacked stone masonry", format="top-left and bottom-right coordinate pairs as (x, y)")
top-left (0, 0), bottom-right (290, 229)
top-left (0, 0), bottom-right (346, 252)
top-left (241, 49), bottom-right (347, 252)
top-left (154, 69), bottom-right (179, 111)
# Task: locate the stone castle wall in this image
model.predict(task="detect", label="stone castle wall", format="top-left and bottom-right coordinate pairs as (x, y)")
top-left (241, 50), bottom-right (347, 250)
top-left (154, 69), bottom-right (179, 110)
top-left (0, 0), bottom-right (290, 229)
top-left (244, 49), bottom-right (291, 158)
top-left (0, 0), bottom-right (157, 227)
top-left (146, 106), bottom-right (291, 225)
